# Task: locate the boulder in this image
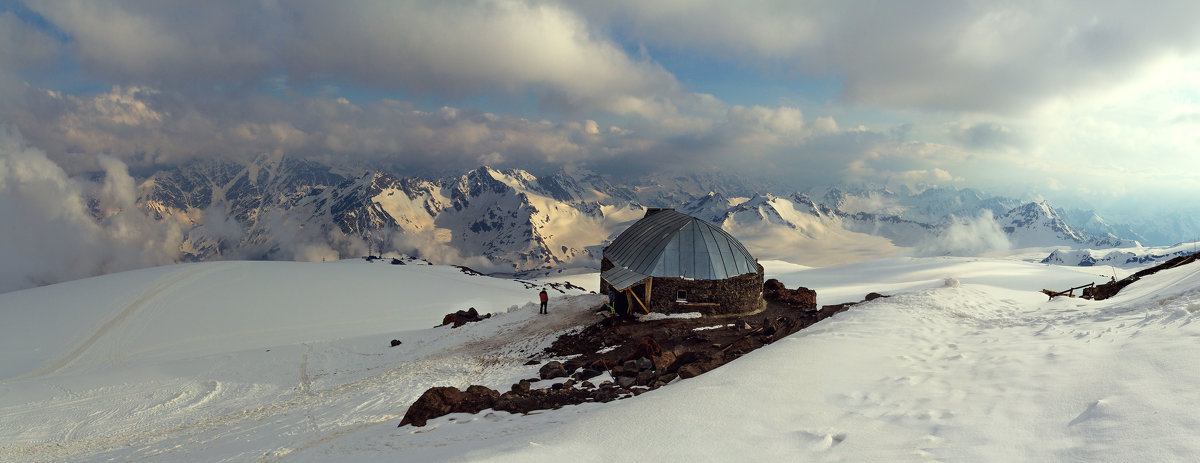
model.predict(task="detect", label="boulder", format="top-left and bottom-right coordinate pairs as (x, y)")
top-left (624, 336), bottom-right (662, 362)
top-left (589, 359), bottom-right (617, 371)
top-left (653, 350), bottom-right (677, 371)
top-left (677, 363), bottom-right (705, 379)
top-left (390, 339), bottom-right (402, 347)
top-left (864, 292), bottom-right (889, 301)
top-left (564, 357), bottom-right (588, 372)
top-left (666, 351), bottom-right (702, 373)
top-left (594, 389), bottom-right (618, 403)
top-left (573, 368), bottom-right (602, 381)
top-left (539, 361), bottom-right (569, 380)
top-left (634, 370), bottom-right (656, 387)
top-left (399, 385), bottom-right (499, 427)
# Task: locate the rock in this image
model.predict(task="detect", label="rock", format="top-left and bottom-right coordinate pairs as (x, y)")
top-left (573, 368), bottom-right (602, 381)
top-left (594, 389), bottom-right (618, 403)
top-left (635, 356), bottom-right (654, 371)
top-left (390, 339), bottom-right (402, 347)
top-left (564, 357), bottom-right (588, 372)
top-left (653, 351), bottom-right (677, 371)
top-left (624, 336), bottom-right (662, 362)
top-left (616, 376), bottom-right (636, 389)
top-left (864, 292), bottom-right (889, 301)
top-left (659, 372), bottom-right (677, 383)
top-left (622, 360), bottom-right (637, 370)
top-left (562, 379), bottom-right (575, 389)
top-left (399, 385), bottom-right (499, 427)
top-left (551, 382), bottom-right (564, 390)
top-left (524, 359), bottom-right (540, 366)
top-left (760, 317), bottom-right (777, 336)
top-left (511, 380), bottom-right (531, 395)
top-left (611, 365), bottom-right (637, 378)
top-left (581, 381), bottom-right (595, 389)
top-left (763, 279), bottom-right (817, 310)
top-left (677, 364), bottom-right (705, 379)
top-left (539, 361), bottom-right (569, 380)
top-left (634, 370), bottom-right (656, 387)
top-left (589, 359), bottom-right (617, 371)
top-left (666, 351), bottom-right (702, 373)
top-left (440, 313), bottom-right (456, 327)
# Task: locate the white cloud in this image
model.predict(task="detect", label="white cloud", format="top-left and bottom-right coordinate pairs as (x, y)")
top-left (581, 1), bottom-right (1200, 113)
top-left (26, 0), bottom-right (684, 118)
top-left (0, 128), bottom-right (182, 292)
top-left (914, 210), bottom-right (1011, 257)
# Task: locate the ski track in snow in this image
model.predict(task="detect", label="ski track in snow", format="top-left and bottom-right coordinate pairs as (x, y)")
top-left (0, 292), bottom-right (603, 463)
top-left (14, 262), bottom-right (238, 381)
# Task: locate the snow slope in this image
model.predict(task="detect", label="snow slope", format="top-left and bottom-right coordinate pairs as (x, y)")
top-left (4, 256), bottom-right (1200, 461)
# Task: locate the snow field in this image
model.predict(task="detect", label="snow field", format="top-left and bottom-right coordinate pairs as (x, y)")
top-left (0, 260), bottom-right (599, 462)
top-left (3, 256), bottom-right (1200, 461)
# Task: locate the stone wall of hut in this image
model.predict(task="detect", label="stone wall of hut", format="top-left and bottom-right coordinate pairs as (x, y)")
top-left (600, 258), bottom-right (766, 316)
top-left (648, 264), bottom-right (765, 316)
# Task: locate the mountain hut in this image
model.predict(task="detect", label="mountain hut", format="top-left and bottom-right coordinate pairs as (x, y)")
top-left (600, 208), bottom-right (765, 316)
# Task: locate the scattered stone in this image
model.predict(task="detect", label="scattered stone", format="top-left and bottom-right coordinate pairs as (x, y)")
top-left (400, 280), bottom-right (850, 427)
top-left (390, 339), bottom-right (402, 347)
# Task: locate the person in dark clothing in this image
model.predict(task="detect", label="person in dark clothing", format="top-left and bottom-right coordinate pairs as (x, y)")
top-left (539, 289), bottom-right (549, 314)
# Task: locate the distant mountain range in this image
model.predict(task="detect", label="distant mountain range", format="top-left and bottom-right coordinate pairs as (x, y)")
top-left (132, 156), bottom-right (1186, 272)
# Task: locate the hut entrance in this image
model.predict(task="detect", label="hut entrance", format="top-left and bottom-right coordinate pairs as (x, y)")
top-left (608, 280), bottom-right (651, 317)
top-left (627, 281), bottom-right (650, 314)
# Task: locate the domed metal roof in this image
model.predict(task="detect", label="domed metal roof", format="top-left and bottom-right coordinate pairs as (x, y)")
top-left (602, 209), bottom-right (757, 289)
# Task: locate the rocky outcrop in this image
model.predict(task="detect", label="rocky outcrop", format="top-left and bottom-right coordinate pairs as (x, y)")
top-left (398, 385), bottom-right (501, 427)
top-left (399, 282), bottom-right (852, 428)
top-left (763, 279), bottom-right (816, 310)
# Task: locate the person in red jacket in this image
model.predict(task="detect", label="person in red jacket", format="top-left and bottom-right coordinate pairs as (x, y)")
top-left (538, 289), bottom-right (549, 314)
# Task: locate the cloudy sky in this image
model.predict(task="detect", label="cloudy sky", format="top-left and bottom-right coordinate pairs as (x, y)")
top-left (2, 0), bottom-right (1199, 213)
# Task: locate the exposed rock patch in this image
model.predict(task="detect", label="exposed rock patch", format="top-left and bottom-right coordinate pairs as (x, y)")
top-left (400, 282), bottom-right (883, 428)
top-left (1084, 252), bottom-right (1200, 300)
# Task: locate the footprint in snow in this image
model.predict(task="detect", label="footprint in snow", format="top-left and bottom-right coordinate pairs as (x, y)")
top-left (796, 430), bottom-right (847, 451)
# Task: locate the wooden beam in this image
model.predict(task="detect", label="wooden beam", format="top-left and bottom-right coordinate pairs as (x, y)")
top-left (629, 287), bottom-right (650, 314)
top-left (644, 278), bottom-right (653, 311)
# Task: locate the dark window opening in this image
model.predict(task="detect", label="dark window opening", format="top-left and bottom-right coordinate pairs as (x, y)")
top-left (676, 290), bottom-right (688, 302)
